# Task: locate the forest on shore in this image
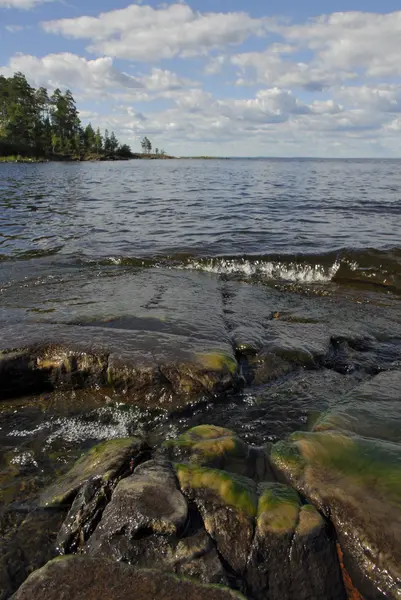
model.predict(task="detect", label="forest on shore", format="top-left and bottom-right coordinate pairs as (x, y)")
top-left (0, 72), bottom-right (166, 161)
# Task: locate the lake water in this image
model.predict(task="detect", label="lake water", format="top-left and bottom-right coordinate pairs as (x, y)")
top-left (1, 158), bottom-right (401, 538)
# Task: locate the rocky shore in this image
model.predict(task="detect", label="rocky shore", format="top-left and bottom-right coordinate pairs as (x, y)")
top-left (1, 272), bottom-right (401, 600)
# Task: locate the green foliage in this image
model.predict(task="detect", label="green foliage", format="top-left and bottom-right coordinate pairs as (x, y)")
top-left (0, 72), bottom-right (134, 161)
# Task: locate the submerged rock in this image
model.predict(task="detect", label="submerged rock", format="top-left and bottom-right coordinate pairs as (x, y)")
top-left (40, 437), bottom-right (147, 507)
top-left (12, 556), bottom-right (247, 600)
top-left (271, 430), bottom-right (401, 600)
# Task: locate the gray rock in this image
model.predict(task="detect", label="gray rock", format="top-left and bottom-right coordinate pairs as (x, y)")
top-left (12, 556), bottom-right (247, 600)
top-left (85, 460), bottom-right (188, 562)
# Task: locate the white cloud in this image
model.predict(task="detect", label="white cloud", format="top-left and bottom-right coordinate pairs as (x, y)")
top-left (42, 3), bottom-right (271, 61)
top-left (0, 0), bottom-right (54, 8)
top-left (139, 68), bottom-right (198, 92)
top-left (281, 11), bottom-right (401, 78)
top-left (335, 84), bottom-right (401, 112)
top-left (232, 49), bottom-right (356, 90)
top-left (0, 53), bottom-right (143, 94)
top-left (231, 11), bottom-right (401, 90)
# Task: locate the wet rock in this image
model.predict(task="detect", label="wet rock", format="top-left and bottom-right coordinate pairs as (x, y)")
top-left (246, 482), bottom-right (345, 600)
top-left (271, 431), bottom-right (401, 600)
top-left (242, 350), bottom-right (294, 386)
top-left (0, 324), bottom-right (239, 407)
top-left (12, 556), bottom-right (247, 600)
top-left (315, 370), bottom-right (401, 443)
top-left (171, 522), bottom-right (228, 585)
top-left (56, 477), bottom-right (112, 554)
top-left (40, 437), bottom-right (147, 507)
top-left (165, 425), bottom-right (272, 482)
top-left (175, 463), bottom-right (257, 576)
top-left (85, 460), bottom-right (188, 563)
top-left (0, 508), bottom-right (66, 600)
top-left (265, 321), bottom-right (331, 367)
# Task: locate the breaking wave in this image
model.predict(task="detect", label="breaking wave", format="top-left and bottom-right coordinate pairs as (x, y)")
top-left (81, 247), bottom-right (401, 292)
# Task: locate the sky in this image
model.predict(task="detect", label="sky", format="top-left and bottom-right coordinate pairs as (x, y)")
top-left (1, 0), bottom-right (401, 157)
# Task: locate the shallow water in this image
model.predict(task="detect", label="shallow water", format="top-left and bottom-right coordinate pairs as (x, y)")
top-left (1, 158), bottom-right (401, 513)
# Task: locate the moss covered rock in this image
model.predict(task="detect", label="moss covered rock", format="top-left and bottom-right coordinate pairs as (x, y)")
top-left (246, 482), bottom-right (346, 600)
top-left (270, 430), bottom-right (401, 600)
top-left (165, 425), bottom-right (271, 481)
top-left (40, 437), bottom-right (147, 507)
top-left (12, 556), bottom-right (247, 600)
top-left (175, 463), bottom-right (257, 575)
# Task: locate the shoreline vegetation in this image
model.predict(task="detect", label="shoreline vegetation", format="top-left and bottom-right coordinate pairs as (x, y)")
top-left (0, 72), bottom-right (174, 162)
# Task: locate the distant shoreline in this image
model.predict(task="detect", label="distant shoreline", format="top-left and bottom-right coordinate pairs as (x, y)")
top-left (0, 154), bottom-right (229, 163)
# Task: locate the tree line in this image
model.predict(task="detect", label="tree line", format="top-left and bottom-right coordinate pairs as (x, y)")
top-left (0, 72), bottom-right (133, 160)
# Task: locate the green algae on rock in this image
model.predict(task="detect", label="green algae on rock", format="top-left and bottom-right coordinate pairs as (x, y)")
top-left (12, 556), bottom-right (247, 600)
top-left (40, 437), bottom-right (147, 507)
top-left (256, 482), bottom-right (301, 534)
top-left (165, 425), bottom-right (271, 481)
top-left (246, 481), bottom-right (346, 600)
top-left (270, 430), bottom-right (401, 600)
top-left (175, 463), bottom-right (257, 575)
top-left (175, 463), bottom-right (258, 518)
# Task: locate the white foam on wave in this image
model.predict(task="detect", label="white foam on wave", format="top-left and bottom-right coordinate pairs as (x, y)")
top-left (182, 258), bottom-right (341, 283)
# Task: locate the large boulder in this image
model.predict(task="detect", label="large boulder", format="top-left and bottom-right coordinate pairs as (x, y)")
top-left (85, 459), bottom-right (227, 584)
top-left (85, 460), bottom-right (188, 561)
top-left (12, 556), bottom-right (247, 600)
top-left (271, 431), bottom-right (401, 600)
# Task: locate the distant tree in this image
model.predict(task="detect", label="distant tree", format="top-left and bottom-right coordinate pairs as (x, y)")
top-left (141, 136), bottom-right (152, 154)
top-left (160, 149), bottom-right (166, 156)
top-left (155, 147), bottom-right (159, 155)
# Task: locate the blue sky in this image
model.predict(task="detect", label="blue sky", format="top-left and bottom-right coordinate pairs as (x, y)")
top-left (1, 0), bottom-right (401, 157)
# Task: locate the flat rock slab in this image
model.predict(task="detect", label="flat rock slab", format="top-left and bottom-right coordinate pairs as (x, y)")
top-left (0, 323), bottom-right (238, 406)
top-left (40, 437), bottom-right (146, 507)
top-left (12, 556), bottom-right (247, 600)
